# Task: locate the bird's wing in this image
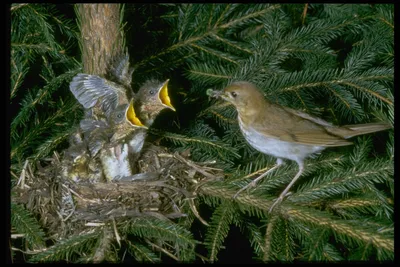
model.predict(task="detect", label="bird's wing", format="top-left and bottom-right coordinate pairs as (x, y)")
top-left (251, 106), bottom-right (352, 147)
top-left (282, 106), bottom-right (334, 127)
top-left (70, 74), bottom-right (126, 116)
top-left (252, 122), bottom-right (352, 147)
top-left (80, 119), bottom-right (109, 134)
top-left (107, 52), bottom-right (134, 88)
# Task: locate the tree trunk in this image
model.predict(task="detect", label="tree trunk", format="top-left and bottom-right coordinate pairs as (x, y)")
top-left (76, 4), bottom-right (124, 75)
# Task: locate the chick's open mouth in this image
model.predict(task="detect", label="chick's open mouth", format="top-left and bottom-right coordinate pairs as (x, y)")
top-left (158, 79), bottom-right (175, 111)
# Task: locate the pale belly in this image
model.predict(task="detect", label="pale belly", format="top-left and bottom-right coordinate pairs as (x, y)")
top-left (101, 143), bottom-right (132, 181)
top-left (239, 120), bottom-right (324, 163)
top-left (100, 130), bottom-right (147, 181)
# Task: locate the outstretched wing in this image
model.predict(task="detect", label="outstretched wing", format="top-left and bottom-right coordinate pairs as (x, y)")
top-left (70, 73), bottom-right (127, 116)
top-left (107, 51), bottom-right (134, 88)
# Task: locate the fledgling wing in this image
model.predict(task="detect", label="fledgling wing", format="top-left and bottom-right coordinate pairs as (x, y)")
top-left (107, 51), bottom-right (134, 89)
top-left (70, 73), bottom-right (127, 116)
top-left (88, 136), bottom-right (107, 158)
top-left (79, 119), bottom-right (110, 157)
top-left (79, 118), bottom-right (109, 134)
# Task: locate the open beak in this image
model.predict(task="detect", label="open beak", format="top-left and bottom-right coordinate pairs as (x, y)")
top-left (158, 79), bottom-right (176, 111)
top-left (125, 99), bottom-right (148, 128)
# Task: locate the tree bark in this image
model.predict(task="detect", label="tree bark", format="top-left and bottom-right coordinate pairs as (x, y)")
top-left (76, 4), bottom-right (124, 75)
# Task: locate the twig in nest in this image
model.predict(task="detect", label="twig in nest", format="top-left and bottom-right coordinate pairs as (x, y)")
top-left (173, 153), bottom-right (217, 180)
top-left (142, 211), bottom-right (174, 222)
top-left (62, 184), bottom-right (100, 204)
top-left (145, 239), bottom-right (179, 261)
top-left (112, 218), bottom-right (121, 247)
top-left (17, 160), bottom-right (29, 189)
top-left (11, 234), bottom-right (25, 239)
top-left (154, 154), bottom-right (161, 169)
top-left (187, 198), bottom-right (209, 226)
top-left (85, 222), bottom-right (106, 227)
top-left (53, 151), bottom-right (61, 164)
top-left (10, 170), bottom-right (19, 180)
top-left (61, 186), bottom-right (76, 222)
top-left (118, 180), bottom-right (194, 199)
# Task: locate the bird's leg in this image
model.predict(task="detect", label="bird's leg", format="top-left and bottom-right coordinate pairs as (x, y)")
top-left (233, 159), bottom-right (284, 199)
top-left (268, 161), bottom-right (304, 213)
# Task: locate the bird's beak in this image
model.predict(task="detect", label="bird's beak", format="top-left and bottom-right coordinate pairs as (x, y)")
top-left (219, 91), bottom-right (230, 101)
top-left (125, 99), bottom-right (148, 128)
top-left (158, 79), bottom-right (176, 111)
top-left (206, 89), bottom-right (229, 101)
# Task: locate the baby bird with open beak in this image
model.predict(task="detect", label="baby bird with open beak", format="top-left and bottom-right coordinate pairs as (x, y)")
top-left (69, 53), bottom-right (175, 181)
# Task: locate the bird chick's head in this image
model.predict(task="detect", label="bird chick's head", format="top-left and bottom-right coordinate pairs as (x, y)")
top-left (108, 101), bottom-right (148, 133)
top-left (136, 79), bottom-right (175, 112)
top-left (219, 81), bottom-right (266, 114)
top-left (135, 79), bottom-right (176, 126)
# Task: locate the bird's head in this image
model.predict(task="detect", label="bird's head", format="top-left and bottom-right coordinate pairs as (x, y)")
top-left (107, 101), bottom-right (148, 131)
top-left (218, 81), bottom-right (266, 115)
top-left (136, 79), bottom-right (175, 112)
top-left (135, 79), bottom-right (176, 126)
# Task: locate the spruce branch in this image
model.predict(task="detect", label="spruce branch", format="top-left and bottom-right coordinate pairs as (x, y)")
top-left (199, 184), bottom-right (393, 255)
top-left (120, 217), bottom-right (195, 249)
top-left (204, 202), bottom-right (234, 262)
top-left (149, 129), bottom-right (240, 160)
top-left (11, 203), bottom-right (46, 250)
top-left (29, 231), bottom-right (101, 262)
top-left (135, 4), bottom-right (280, 68)
top-left (125, 240), bottom-right (161, 263)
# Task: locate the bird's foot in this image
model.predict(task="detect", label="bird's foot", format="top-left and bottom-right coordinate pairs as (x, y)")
top-left (268, 197), bottom-right (283, 213)
top-left (233, 180), bottom-right (258, 199)
top-left (232, 187), bottom-right (246, 199)
top-left (268, 192), bottom-right (293, 213)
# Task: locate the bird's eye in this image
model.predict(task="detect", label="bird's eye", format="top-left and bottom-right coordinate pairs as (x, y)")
top-left (149, 90), bottom-right (155, 95)
top-left (231, 92), bottom-right (237, 98)
top-left (117, 113), bottom-right (123, 119)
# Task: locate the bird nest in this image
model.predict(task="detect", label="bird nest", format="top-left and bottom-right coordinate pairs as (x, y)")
top-left (12, 143), bottom-right (223, 239)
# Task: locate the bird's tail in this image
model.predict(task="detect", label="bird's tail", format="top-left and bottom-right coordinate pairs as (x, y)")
top-left (341, 122), bottom-right (392, 139)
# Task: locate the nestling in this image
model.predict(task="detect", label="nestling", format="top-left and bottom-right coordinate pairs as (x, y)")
top-left (69, 61), bottom-right (175, 181)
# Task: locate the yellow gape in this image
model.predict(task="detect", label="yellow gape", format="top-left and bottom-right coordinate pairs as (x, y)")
top-left (125, 100), bottom-right (147, 128)
top-left (158, 79), bottom-right (175, 111)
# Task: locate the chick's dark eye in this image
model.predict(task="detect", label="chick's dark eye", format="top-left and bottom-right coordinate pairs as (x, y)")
top-left (231, 92), bottom-right (237, 98)
top-left (149, 90), bottom-right (155, 95)
top-left (117, 113), bottom-right (123, 119)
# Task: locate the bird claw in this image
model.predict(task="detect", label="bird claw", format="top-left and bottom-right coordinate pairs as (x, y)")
top-left (268, 191), bottom-right (292, 213)
top-left (232, 181), bottom-right (256, 199)
top-left (268, 197), bottom-right (283, 213)
top-left (232, 189), bottom-right (243, 199)
top-left (249, 180), bottom-right (258, 188)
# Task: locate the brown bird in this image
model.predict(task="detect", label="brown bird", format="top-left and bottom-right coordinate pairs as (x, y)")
top-left (212, 81), bottom-right (391, 212)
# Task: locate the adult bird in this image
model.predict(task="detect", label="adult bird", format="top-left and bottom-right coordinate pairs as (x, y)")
top-left (211, 81), bottom-right (391, 212)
